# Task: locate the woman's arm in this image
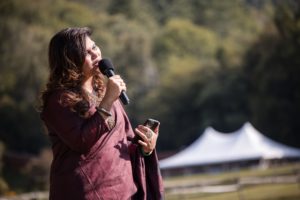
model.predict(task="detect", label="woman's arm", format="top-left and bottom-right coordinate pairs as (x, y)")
top-left (42, 91), bottom-right (109, 154)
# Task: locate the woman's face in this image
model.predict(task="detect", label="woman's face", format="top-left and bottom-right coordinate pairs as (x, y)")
top-left (82, 36), bottom-right (102, 79)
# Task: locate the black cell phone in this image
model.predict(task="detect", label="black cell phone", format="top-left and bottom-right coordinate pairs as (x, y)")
top-left (132, 118), bottom-right (160, 144)
top-left (143, 118), bottom-right (160, 131)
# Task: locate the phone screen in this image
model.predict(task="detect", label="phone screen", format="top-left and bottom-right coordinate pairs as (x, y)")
top-left (143, 118), bottom-right (160, 131)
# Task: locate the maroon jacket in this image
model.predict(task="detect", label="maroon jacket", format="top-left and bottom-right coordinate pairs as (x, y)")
top-left (41, 90), bottom-right (164, 200)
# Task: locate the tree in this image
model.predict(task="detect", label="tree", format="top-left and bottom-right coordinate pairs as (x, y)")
top-left (243, 0), bottom-right (300, 147)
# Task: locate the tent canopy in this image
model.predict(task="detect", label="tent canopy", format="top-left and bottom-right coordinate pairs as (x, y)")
top-left (159, 122), bottom-right (300, 169)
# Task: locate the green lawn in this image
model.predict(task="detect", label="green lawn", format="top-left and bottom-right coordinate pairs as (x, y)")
top-left (164, 163), bottom-right (300, 200)
top-left (166, 184), bottom-right (300, 200)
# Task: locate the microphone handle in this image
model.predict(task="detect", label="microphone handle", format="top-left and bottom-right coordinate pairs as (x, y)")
top-left (105, 69), bottom-right (130, 105)
top-left (120, 91), bottom-right (130, 105)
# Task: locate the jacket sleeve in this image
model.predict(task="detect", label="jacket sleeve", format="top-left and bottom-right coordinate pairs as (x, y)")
top-left (42, 91), bottom-right (110, 154)
top-left (129, 144), bottom-right (164, 200)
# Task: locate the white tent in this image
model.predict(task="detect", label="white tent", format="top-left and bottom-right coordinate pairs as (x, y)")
top-left (159, 122), bottom-right (300, 169)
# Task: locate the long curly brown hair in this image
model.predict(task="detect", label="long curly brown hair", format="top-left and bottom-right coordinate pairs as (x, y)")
top-left (40, 27), bottom-right (104, 117)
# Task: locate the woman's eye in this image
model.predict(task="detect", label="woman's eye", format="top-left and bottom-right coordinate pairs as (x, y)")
top-left (92, 44), bottom-right (97, 50)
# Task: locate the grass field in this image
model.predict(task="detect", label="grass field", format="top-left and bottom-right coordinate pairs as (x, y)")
top-left (164, 163), bottom-right (300, 200)
top-left (166, 183), bottom-right (300, 200)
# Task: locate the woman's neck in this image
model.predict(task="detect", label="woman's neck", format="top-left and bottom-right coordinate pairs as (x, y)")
top-left (81, 77), bottom-right (93, 93)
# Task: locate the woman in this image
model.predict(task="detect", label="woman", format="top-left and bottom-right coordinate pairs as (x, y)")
top-left (40, 27), bottom-right (164, 200)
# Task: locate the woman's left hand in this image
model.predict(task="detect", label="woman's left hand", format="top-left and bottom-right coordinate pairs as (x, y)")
top-left (135, 125), bottom-right (159, 154)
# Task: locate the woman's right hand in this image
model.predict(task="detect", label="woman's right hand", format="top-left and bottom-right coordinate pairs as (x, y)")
top-left (100, 75), bottom-right (127, 109)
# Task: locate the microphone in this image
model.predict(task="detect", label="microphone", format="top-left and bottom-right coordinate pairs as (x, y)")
top-left (98, 58), bottom-right (130, 105)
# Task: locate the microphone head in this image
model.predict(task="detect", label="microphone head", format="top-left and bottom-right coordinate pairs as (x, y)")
top-left (98, 58), bottom-right (114, 74)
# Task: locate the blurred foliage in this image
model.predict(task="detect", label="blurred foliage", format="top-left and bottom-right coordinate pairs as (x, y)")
top-left (0, 142), bottom-right (9, 194)
top-left (22, 148), bottom-right (52, 190)
top-left (243, 0), bottom-right (300, 148)
top-left (0, 0), bottom-right (300, 193)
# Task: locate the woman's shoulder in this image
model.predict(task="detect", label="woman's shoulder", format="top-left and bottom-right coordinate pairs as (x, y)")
top-left (41, 89), bottom-right (75, 119)
top-left (47, 89), bottom-right (67, 102)
top-left (43, 89), bottom-right (69, 109)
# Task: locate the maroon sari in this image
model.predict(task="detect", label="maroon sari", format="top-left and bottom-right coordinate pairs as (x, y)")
top-left (41, 90), bottom-right (164, 200)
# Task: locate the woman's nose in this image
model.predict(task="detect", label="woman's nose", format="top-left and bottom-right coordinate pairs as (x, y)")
top-left (93, 49), bottom-right (101, 59)
top-left (91, 50), bottom-right (98, 59)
